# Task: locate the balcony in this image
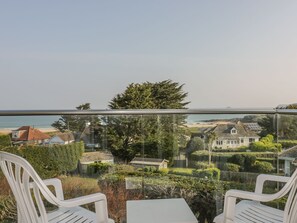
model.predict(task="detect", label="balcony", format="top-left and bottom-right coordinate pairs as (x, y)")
top-left (0, 108), bottom-right (297, 223)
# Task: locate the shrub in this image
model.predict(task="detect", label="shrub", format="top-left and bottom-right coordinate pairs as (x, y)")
top-left (0, 135), bottom-right (11, 147)
top-left (223, 163), bottom-right (240, 172)
top-left (243, 155), bottom-right (257, 172)
top-left (0, 142), bottom-right (84, 178)
top-left (193, 161), bottom-right (215, 169)
top-left (143, 166), bottom-right (157, 173)
top-left (227, 154), bottom-right (245, 167)
top-left (112, 164), bottom-right (135, 174)
top-left (250, 134), bottom-right (282, 152)
top-left (168, 168), bottom-right (194, 176)
top-left (192, 168), bottom-right (220, 180)
top-left (87, 162), bottom-right (111, 175)
top-left (0, 195), bottom-right (16, 222)
top-left (279, 140), bottom-right (297, 149)
top-left (252, 161), bottom-right (274, 173)
top-left (227, 154), bottom-right (257, 172)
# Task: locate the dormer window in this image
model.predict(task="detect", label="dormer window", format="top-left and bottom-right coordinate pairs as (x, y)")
top-left (230, 127), bottom-right (237, 135)
top-left (12, 131), bottom-right (19, 139)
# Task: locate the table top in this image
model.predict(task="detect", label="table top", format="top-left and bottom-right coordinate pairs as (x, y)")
top-left (126, 198), bottom-right (198, 223)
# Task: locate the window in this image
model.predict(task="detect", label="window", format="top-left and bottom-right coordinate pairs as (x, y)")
top-left (241, 139), bottom-right (244, 143)
top-left (249, 138), bottom-right (255, 143)
top-left (230, 128), bottom-right (237, 134)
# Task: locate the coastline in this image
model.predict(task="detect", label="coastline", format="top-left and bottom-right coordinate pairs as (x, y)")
top-left (0, 127), bottom-right (57, 135)
top-left (184, 120), bottom-right (231, 128)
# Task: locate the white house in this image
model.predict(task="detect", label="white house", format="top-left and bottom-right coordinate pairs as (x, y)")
top-left (48, 132), bottom-right (75, 145)
top-left (279, 146), bottom-right (297, 176)
top-left (202, 121), bottom-right (260, 149)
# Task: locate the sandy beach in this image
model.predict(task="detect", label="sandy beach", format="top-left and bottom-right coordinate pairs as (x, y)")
top-left (184, 121), bottom-right (232, 128)
top-left (0, 127), bottom-right (57, 135)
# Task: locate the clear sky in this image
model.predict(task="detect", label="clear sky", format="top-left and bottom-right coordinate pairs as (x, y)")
top-left (0, 0), bottom-right (296, 109)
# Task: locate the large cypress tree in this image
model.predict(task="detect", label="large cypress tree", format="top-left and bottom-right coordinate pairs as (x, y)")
top-left (107, 80), bottom-right (190, 163)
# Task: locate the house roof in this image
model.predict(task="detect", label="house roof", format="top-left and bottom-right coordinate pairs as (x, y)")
top-left (55, 132), bottom-right (75, 142)
top-left (13, 126), bottom-right (50, 141)
top-left (243, 123), bottom-right (262, 132)
top-left (206, 121), bottom-right (259, 139)
top-left (279, 146), bottom-right (297, 159)
top-left (80, 151), bottom-right (114, 164)
top-left (130, 157), bottom-right (168, 166)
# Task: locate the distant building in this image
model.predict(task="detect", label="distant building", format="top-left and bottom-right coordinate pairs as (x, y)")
top-left (130, 157), bottom-right (168, 170)
top-left (202, 121), bottom-right (260, 149)
top-left (48, 132), bottom-right (75, 145)
top-left (279, 146), bottom-right (297, 176)
top-left (243, 123), bottom-right (262, 133)
top-left (78, 151), bottom-right (114, 174)
top-left (11, 126), bottom-right (50, 145)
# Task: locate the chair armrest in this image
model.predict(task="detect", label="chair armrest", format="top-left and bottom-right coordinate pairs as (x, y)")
top-left (223, 189), bottom-right (282, 223)
top-left (59, 192), bottom-right (107, 207)
top-left (29, 178), bottom-right (64, 200)
top-left (255, 174), bottom-right (290, 194)
top-left (30, 178), bottom-right (64, 200)
top-left (59, 193), bottom-right (109, 223)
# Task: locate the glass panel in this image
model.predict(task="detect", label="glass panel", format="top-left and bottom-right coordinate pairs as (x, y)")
top-left (0, 112), bottom-right (292, 223)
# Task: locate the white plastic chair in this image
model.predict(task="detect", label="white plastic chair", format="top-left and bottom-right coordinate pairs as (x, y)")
top-left (0, 151), bottom-right (114, 223)
top-left (213, 169), bottom-right (297, 223)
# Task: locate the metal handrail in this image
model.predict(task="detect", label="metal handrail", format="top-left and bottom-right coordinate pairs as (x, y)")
top-left (0, 108), bottom-right (297, 116)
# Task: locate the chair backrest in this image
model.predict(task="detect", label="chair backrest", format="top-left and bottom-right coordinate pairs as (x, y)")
top-left (0, 152), bottom-right (60, 223)
top-left (284, 168), bottom-right (297, 223)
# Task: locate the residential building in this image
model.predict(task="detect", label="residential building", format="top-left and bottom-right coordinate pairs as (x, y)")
top-left (202, 121), bottom-right (260, 149)
top-left (48, 132), bottom-right (75, 145)
top-left (279, 146), bottom-right (297, 176)
top-left (11, 126), bottom-right (50, 145)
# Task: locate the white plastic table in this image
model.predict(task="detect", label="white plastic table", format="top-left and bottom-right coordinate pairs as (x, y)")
top-left (126, 198), bottom-right (198, 223)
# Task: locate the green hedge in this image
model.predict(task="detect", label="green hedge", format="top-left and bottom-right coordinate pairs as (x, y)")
top-left (168, 168), bottom-right (195, 176)
top-left (87, 162), bottom-right (111, 175)
top-left (191, 151), bottom-right (277, 163)
top-left (252, 161), bottom-right (274, 173)
top-left (0, 142), bottom-right (84, 178)
top-left (192, 168), bottom-right (220, 180)
top-left (223, 163), bottom-right (240, 172)
top-left (192, 161), bottom-right (215, 169)
top-left (279, 140), bottom-right (297, 149)
top-left (0, 135), bottom-right (11, 147)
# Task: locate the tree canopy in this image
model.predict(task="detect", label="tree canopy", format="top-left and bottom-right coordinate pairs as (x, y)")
top-left (107, 80), bottom-right (190, 163)
top-left (51, 103), bottom-right (101, 141)
top-left (109, 80), bottom-right (189, 109)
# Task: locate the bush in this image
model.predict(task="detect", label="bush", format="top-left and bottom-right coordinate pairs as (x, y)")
top-left (223, 163), bottom-right (240, 172)
top-left (143, 166), bottom-right (157, 173)
top-left (87, 162), bottom-right (111, 175)
top-left (252, 161), bottom-right (274, 173)
top-left (279, 140), bottom-right (297, 149)
top-left (227, 154), bottom-right (245, 167)
top-left (0, 142), bottom-right (84, 178)
top-left (227, 154), bottom-right (257, 172)
top-left (112, 164), bottom-right (135, 174)
top-left (193, 161), bottom-right (215, 169)
top-left (0, 135), bottom-right (11, 147)
top-left (0, 195), bottom-right (16, 222)
top-left (168, 168), bottom-right (194, 176)
top-left (250, 134), bottom-right (282, 152)
top-left (244, 155), bottom-right (257, 172)
top-left (192, 168), bottom-right (220, 180)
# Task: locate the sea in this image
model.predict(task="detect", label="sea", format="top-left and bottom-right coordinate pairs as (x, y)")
top-left (0, 114), bottom-right (246, 129)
